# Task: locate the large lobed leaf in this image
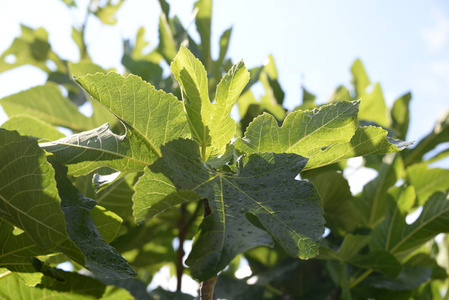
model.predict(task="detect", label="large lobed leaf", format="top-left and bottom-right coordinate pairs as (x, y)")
top-left (133, 139), bottom-right (324, 280)
top-left (235, 101), bottom-right (359, 155)
top-left (41, 72), bottom-right (190, 175)
top-left (171, 45), bottom-right (250, 158)
top-left (235, 100), bottom-right (411, 170)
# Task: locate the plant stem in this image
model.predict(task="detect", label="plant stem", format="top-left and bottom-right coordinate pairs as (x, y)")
top-left (348, 269), bottom-right (373, 289)
top-left (200, 275), bottom-right (217, 300)
top-left (198, 198), bottom-right (217, 299)
top-left (176, 203), bottom-right (187, 292)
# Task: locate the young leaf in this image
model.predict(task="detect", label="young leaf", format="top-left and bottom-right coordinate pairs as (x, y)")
top-left (391, 92), bottom-right (412, 140)
top-left (194, 0), bottom-right (212, 70)
top-left (358, 83), bottom-right (390, 128)
top-left (41, 72), bottom-right (190, 175)
top-left (0, 130), bottom-right (70, 250)
top-left (138, 139), bottom-right (324, 280)
top-left (351, 59), bottom-right (370, 98)
top-left (171, 46), bottom-right (250, 158)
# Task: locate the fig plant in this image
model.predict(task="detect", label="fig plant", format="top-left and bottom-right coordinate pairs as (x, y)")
top-left (0, 0), bottom-right (449, 299)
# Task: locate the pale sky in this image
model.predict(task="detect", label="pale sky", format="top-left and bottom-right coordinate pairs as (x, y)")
top-left (1, 0), bottom-right (448, 143)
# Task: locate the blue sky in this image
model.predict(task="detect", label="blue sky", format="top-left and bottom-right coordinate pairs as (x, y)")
top-left (1, 0), bottom-right (448, 143)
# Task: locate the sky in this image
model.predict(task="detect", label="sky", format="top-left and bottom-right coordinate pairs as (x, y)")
top-left (0, 0), bottom-right (448, 143)
top-left (0, 0), bottom-right (448, 295)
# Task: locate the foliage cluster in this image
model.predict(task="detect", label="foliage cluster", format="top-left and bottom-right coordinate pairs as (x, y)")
top-left (1, 0), bottom-right (449, 299)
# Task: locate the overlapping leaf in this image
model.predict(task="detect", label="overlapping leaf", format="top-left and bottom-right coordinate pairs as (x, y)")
top-left (40, 72), bottom-right (190, 175)
top-left (0, 130), bottom-right (70, 249)
top-left (371, 189), bottom-right (449, 257)
top-left (0, 221), bottom-right (48, 286)
top-left (404, 110), bottom-right (449, 166)
top-left (1, 115), bottom-right (65, 141)
top-left (357, 153), bottom-right (404, 227)
top-left (171, 45), bottom-right (250, 158)
top-left (52, 162), bottom-right (136, 279)
top-left (134, 139), bottom-right (324, 280)
top-left (0, 272), bottom-right (119, 300)
top-left (0, 84), bottom-right (91, 132)
top-left (406, 164), bottom-right (449, 205)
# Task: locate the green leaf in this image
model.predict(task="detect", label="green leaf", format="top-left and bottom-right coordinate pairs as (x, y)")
top-left (0, 25), bottom-right (65, 73)
top-left (68, 61), bottom-right (106, 77)
top-left (305, 126), bottom-right (412, 170)
top-left (0, 272), bottom-right (107, 299)
top-left (0, 221), bottom-right (46, 286)
top-left (357, 153), bottom-right (404, 227)
top-left (349, 250), bottom-right (402, 278)
top-left (361, 265), bottom-right (432, 291)
top-left (261, 55), bottom-right (285, 106)
top-left (139, 139), bottom-right (324, 280)
top-left (351, 59), bottom-right (370, 98)
top-left (95, 172), bottom-right (138, 220)
top-left (0, 130), bottom-right (70, 249)
top-left (370, 186), bottom-right (415, 251)
top-left (171, 46), bottom-right (250, 158)
top-left (305, 171), bottom-right (359, 233)
top-left (406, 164), bottom-right (449, 205)
top-left (94, 0), bottom-right (125, 25)
top-left (295, 87), bottom-right (316, 111)
top-left (391, 92), bottom-right (412, 140)
top-left (61, 0), bottom-right (76, 7)
top-left (157, 13), bottom-right (178, 63)
top-left (350, 59), bottom-right (389, 127)
top-left (216, 27), bottom-right (233, 68)
top-left (194, 0), bottom-right (212, 70)
top-left (236, 101), bottom-right (359, 155)
top-left (90, 205), bottom-right (122, 244)
top-left (329, 85), bottom-right (351, 102)
top-left (133, 168), bottom-right (199, 223)
top-left (52, 162), bottom-right (136, 279)
top-left (373, 190), bottom-right (449, 257)
top-left (214, 275), bottom-right (265, 300)
top-left (41, 72), bottom-right (190, 175)
top-left (357, 83), bottom-right (390, 128)
top-left (0, 84), bottom-right (92, 132)
top-left (404, 110), bottom-right (449, 166)
top-left (1, 115), bottom-right (65, 141)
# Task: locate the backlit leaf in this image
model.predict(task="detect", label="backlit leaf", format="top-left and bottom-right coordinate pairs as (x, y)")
top-left (41, 72), bottom-right (190, 175)
top-left (0, 130), bottom-right (70, 249)
top-left (171, 46), bottom-right (249, 158)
